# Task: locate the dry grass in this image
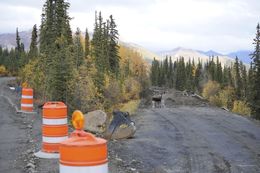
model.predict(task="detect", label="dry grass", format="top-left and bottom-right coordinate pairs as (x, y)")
top-left (119, 99), bottom-right (141, 115)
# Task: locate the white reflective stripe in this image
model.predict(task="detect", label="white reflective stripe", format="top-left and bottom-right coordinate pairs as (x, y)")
top-left (21, 104), bottom-right (33, 107)
top-left (60, 163), bottom-right (108, 173)
top-left (42, 136), bottom-right (68, 143)
top-left (43, 118), bottom-right (67, 125)
top-left (22, 95), bottom-right (33, 99)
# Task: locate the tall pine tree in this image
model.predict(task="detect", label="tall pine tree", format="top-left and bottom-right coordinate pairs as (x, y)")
top-left (108, 15), bottom-right (120, 77)
top-left (28, 24), bottom-right (38, 60)
top-left (250, 23), bottom-right (260, 119)
top-left (85, 28), bottom-right (90, 58)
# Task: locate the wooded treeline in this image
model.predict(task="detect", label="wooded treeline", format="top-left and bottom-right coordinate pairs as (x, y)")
top-left (150, 24), bottom-right (260, 119)
top-left (0, 0), bottom-right (149, 114)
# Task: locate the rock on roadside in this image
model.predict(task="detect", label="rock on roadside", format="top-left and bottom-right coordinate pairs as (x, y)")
top-left (83, 110), bottom-right (107, 133)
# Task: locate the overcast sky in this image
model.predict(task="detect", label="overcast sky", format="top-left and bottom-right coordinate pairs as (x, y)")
top-left (0, 0), bottom-right (259, 53)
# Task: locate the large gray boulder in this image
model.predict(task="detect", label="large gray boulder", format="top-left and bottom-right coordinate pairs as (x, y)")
top-left (83, 110), bottom-right (107, 133)
top-left (111, 122), bottom-right (136, 139)
top-left (105, 111), bottom-right (136, 140)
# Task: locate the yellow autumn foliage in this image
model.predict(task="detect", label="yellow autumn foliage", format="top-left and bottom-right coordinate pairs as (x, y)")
top-left (202, 80), bottom-right (221, 99)
top-left (232, 100), bottom-right (251, 116)
top-left (0, 65), bottom-right (8, 76)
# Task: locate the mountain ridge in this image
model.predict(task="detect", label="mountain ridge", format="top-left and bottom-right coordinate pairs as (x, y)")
top-left (0, 30), bottom-right (252, 66)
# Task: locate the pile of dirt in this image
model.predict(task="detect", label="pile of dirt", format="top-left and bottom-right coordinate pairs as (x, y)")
top-left (163, 89), bottom-right (208, 107)
top-left (141, 87), bottom-right (208, 108)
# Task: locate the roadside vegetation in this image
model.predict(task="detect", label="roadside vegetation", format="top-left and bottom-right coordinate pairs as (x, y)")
top-left (0, 0), bottom-right (149, 115)
top-left (150, 24), bottom-right (260, 119)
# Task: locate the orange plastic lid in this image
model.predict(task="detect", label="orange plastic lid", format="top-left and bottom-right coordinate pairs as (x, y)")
top-left (43, 102), bottom-right (67, 109)
top-left (22, 88), bottom-right (33, 95)
top-left (60, 130), bottom-right (107, 166)
top-left (43, 102), bottom-right (67, 118)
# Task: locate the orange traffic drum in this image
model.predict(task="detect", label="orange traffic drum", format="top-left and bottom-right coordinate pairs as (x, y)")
top-left (21, 88), bottom-right (33, 112)
top-left (59, 130), bottom-right (108, 173)
top-left (41, 102), bottom-right (68, 153)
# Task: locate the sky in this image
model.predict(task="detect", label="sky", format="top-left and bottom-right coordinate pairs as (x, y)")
top-left (0, 0), bottom-right (259, 53)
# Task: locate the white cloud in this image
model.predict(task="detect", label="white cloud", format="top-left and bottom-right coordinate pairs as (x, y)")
top-left (0, 4), bottom-right (41, 33)
top-left (0, 0), bottom-right (259, 53)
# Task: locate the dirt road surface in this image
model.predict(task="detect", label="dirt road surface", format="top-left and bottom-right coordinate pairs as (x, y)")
top-left (0, 77), bottom-right (31, 173)
top-left (111, 107), bottom-right (260, 173)
top-left (0, 78), bottom-right (260, 173)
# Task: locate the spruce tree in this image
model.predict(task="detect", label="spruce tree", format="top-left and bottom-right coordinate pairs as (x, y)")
top-left (91, 11), bottom-right (106, 91)
top-left (195, 60), bottom-right (203, 92)
top-left (150, 58), bottom-right (160, 86)
top-left (108, 15), bottom-right (120, 76)
top-left (16, 28), bottom-right (21, 52)
top-left (74, 27), bottom-right (84, 69)
top-left (250, 23), bottom-right (260, 119)
top-left (85, 28), bottom-right (90, 58)
top-left (234, 56), bottom-right (242, 99)
top-left (240, 61), bottom-right (247, 100)
top-left (28, 24), bottom-right (38, 59)
top-left (176, 57), bottom-right (186, 90)
top-left (216, 57), bottom-right (223, 84)
top-left (247, 62), bottom-right (254, 103)
top-left (222, 66), bottom-right (229, 87)
top-left (168, 56), bottom-right (174, 88)
top-left (39, 0), bottom-right (73, 102)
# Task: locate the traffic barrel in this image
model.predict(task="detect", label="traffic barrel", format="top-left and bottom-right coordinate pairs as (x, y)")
top-left (59, 110), bottom-right (108, 173)
top-left (35, 102), bottom-right (68, 158)
top-left (21, 88), bottom-right (33, 112)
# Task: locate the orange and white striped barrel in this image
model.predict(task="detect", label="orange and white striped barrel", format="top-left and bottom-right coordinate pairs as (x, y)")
top-left (42, 102), bottom-right (68, 153)
top-left (21, 88), bottom-right (33, 112)
top-left (59, 130), bottom-right (108, 173)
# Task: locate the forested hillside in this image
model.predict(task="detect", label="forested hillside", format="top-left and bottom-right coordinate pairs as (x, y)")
top-left (0, 0), bottom-right (149, 114)
top-left (150, 24), bottom-right (260, 119)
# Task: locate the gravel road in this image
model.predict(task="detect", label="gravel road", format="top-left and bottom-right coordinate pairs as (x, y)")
top-left (0, 78), bottom-right (260, 173)
top-left (111, 107), bottom-right (260, 173)
top-left (0, 77), bottom-right (30, 173)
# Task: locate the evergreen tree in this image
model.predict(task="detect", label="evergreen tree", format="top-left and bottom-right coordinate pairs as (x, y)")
top-left (108, 15), bottom-right (120, 76)
top-left (185, 59), bottom-right (193, 91)
top-left (247, 62), bottom-right (254, 103)
top-left (163, 56), bottom-right (169, 86)
top-left (216, 57), bottom-right (223, 84)
top-left (28, 24), bottom-right (38, 59)
top-left (234, 56), bottom-right (242, 99)
top-left (222, 66), bottom-right (229, 87)
top-left (250, 23), bottom-right (260, 119)
top-left (176, 57), bottom-right (186, 90)
top-left (16, 28), bottom-right (21, 52)
top-left (240, 61), bottom-right (247, 100)
top-left (49, 36), bottom-right (73, 101)
top-left (194, 60), bottom-right (203, 92)
top-left (39, 0), bottom-right (73, 102)
top-left (85, 28), bottom-right (90, 58)
top-left (150, 58), bottom-right (160, 86)
top-left (91, 11), bottom-right (106, 90)
top-left (74, 27), bottom-right (84, 69)
top-left (168, 56), bottom-right (174, 88)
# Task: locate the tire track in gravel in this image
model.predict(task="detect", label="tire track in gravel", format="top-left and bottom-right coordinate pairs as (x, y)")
top-left (152, 108), bottom-right (226, 173)
top-left (164, 107), bottom-right (260, 173)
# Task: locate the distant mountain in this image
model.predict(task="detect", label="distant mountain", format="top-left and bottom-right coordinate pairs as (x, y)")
top-left (0, 30), bottom-right (252, 67)
top-left (119, 41), bottom-right (162, 63)
top-left (158, 47), bottom-right (238, 67)
top-left (227, 50), bottom-right (252, 64)
top-left (198, 50), bottom-right (223, 57)
top-left (0, 30), bottom-right (31, 50)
